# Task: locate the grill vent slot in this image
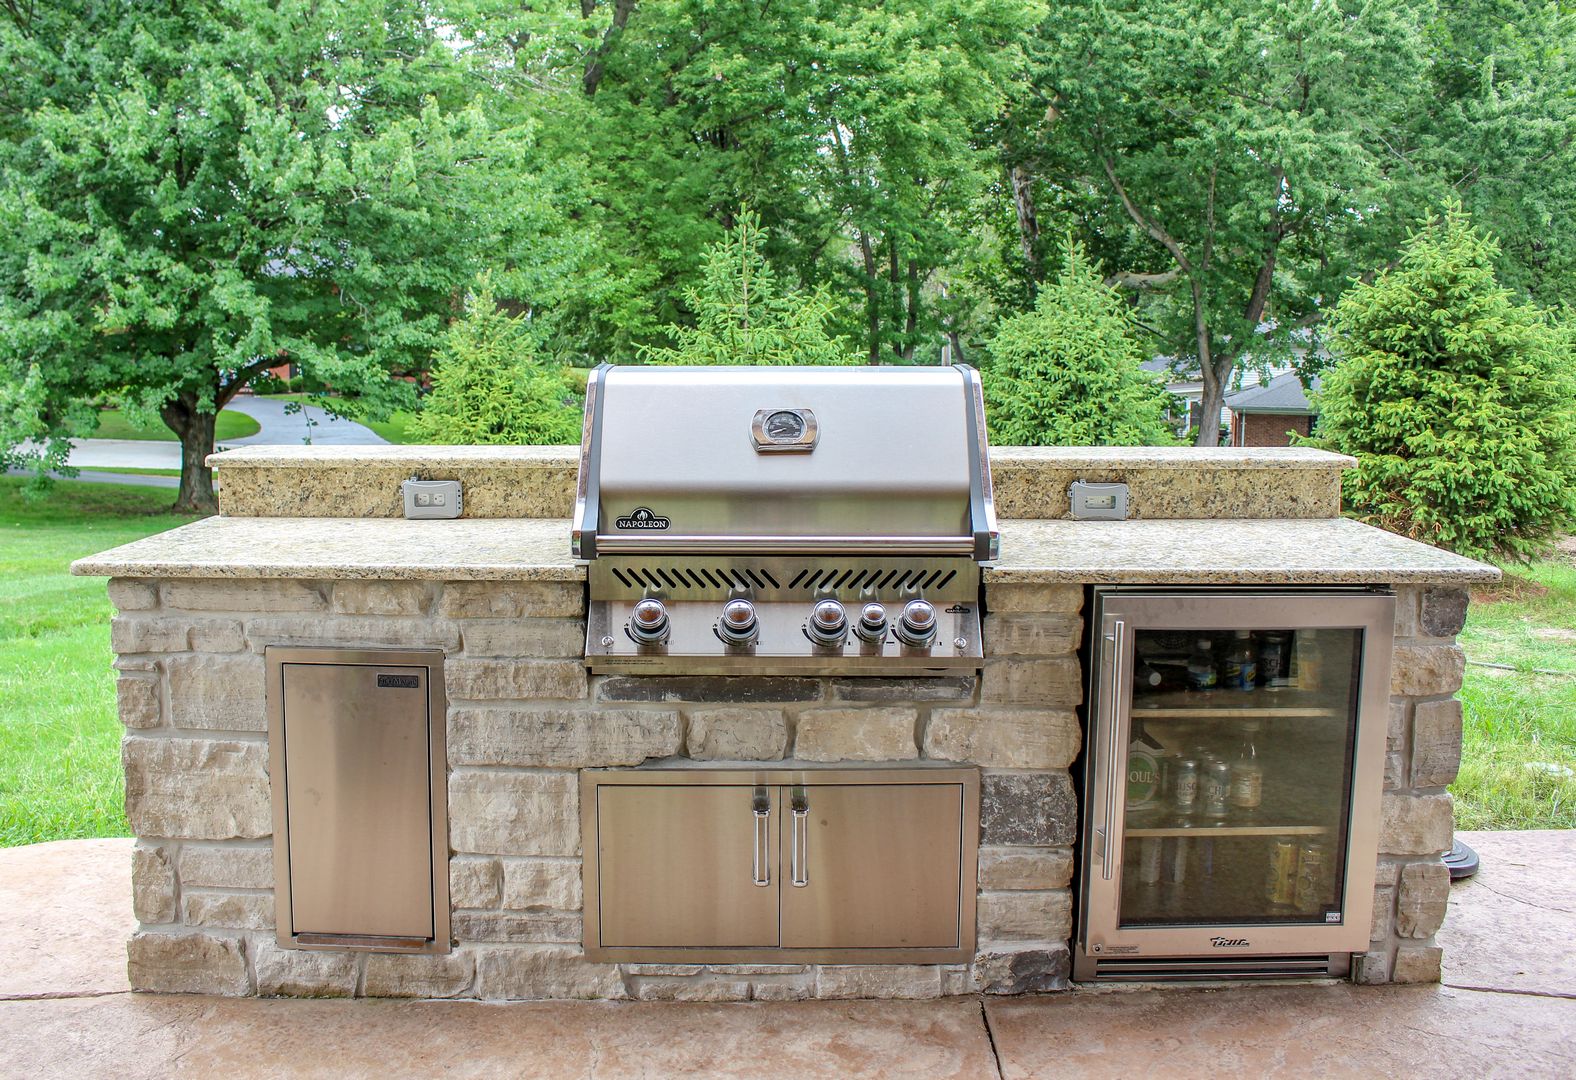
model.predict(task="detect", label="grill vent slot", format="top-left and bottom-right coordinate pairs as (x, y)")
top-left (1090, 955), bottom-right (1338, 981)
top-left (604, 565), bottom-right (956, 594)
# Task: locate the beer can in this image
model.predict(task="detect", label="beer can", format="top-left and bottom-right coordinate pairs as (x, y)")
top-left (1173, 759), bottom-right (1200, 814)
top-left (1138, 836), bottom-right (1162, 885)
top-left (1203, 760), bottom-right (1232, 818)
top-left (1295, 841), bottom-right (1327, 912)
top-left (1163, 836), bottom-right (1188, 884)
top-left (1267, 839), bottom-right (1298, 907)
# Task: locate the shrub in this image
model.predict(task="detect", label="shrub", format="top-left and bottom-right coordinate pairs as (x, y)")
top-left (1315, 206), bottom-right (1576, 560)
top-left (639, 210), bottom-right (859, 366)
top-left (409, 277), bottom-right (583, 445)
top-left (984, 239), bottom-right (1176, 446)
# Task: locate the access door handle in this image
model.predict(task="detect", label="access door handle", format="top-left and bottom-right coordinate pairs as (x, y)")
top-left (790, 786), bottom-right (809, 887)
top-left (751, 786), bottom-right (771, 887)
top-left (1102, 619), bottom-right (1127, 881)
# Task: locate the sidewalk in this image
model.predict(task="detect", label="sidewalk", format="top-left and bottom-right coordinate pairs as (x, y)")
top-left (1, 831), bottom-right (1570, 1078)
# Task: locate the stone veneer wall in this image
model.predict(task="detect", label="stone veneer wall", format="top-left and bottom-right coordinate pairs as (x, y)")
top-left (110, 575), bottom-right (1085, 1001)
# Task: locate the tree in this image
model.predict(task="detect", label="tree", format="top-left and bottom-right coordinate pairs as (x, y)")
top-left (0, 0), bottom-right (548, 511)
top-left (1315, 207), bottom-right (1576, 560)
top-left (639, 211), bottom-right (860, 366)
top-left (1007, 0), bottom-right (1435, 443)
top-left (984, 239), bottom-right (1176, 446)
top-left (408, 277), bottom-right (583, 444)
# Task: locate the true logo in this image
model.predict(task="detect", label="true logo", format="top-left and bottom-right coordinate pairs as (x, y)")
top-left (615, 506), bottom-right (670, 531)
top-left (1210, 937), bottom-right (1251, 948)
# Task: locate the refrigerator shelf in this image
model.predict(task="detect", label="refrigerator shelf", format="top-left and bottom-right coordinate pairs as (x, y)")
top-left (1125, 824), bottom-right (1332, 838)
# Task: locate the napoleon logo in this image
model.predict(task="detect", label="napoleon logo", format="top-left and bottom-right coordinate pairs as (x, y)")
top-left (1210, 937), bottom-right (1251, 949)
top-left (944, 604), bottom-right (971, 614)
top-left (376, 674), bottom-right (421, 689)
top-left (615, 506), bottom-right (670, 531)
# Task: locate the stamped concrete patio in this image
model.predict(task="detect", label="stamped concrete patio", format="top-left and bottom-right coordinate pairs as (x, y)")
top-left (1, 830), bottom-right (1570, 1079)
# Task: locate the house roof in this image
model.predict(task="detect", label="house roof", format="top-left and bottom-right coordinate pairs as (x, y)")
top-left (1225, 372), bottom-right (1319, 415)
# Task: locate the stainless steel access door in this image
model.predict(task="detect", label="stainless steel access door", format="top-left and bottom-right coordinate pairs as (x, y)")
top-left (268, 647), bottom-right (450, 953)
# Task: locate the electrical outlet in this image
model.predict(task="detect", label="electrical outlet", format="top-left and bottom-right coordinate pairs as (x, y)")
top-left (401, 478), bottom-right (463, 519)
top-left (1069, 481), bottom-right (1129, 520)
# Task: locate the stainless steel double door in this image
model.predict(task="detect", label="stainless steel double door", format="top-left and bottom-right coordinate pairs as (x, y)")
top-left (1076, 590), bottom-right (1393, 977)
top-left (584, 769), bottom-right (979, 963)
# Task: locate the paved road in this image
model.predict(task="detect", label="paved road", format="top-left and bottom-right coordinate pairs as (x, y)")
top-left (4, 466), bottom-right (180, 489)
top-left (223, 394), bottom-right (388, 446)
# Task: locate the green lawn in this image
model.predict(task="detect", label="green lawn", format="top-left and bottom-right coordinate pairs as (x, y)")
top-left (1453, 557), bottom-right (1576, 830)
top-left (93, 406), bottom-right (260, 441)
top-left (0, 479), bottom-right (199, 846)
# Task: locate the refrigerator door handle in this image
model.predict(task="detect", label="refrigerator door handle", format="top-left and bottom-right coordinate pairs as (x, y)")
top-left (1101, 618), bottom-right (1127, 880)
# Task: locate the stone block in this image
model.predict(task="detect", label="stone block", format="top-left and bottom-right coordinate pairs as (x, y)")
top-left (972, 945), bottom-right (1071, 995)
top-left (623, 964), bottom-right (705, 976)
top-left (752, 980), bottom-right (812, 1001)
top-left (596, 676), bottom-right (821, 704)
top-left (1420, 587), bottom-right (1470, 638)
top-left (982, 614), bottom-right (1081, 657)
top-left (180, 845), bottom-right (274, 891)
top-left (1380, 792), bottom-right (1453, 856)
top-left (244, 616), bottom-right (460, 653)
top-left (924, 708), bottom-right (1080, 769)
top-left (1351, 948), bottom-right (1394, 985)
top-left (814, 965), bottom-right (942, 1000)
top-left (132, 842), bottom-right (176, 924)
top-left (461, 620), bottom-right (585, 659)
top-left (117, 673), bottom-right (163, 729)
top-left (181, 890), bottom-right (274, 931)
top-left (474, 945), bottom-right (626, 1000)
top-left (127, 930), bottom-right (250, 996)
top-left (451, 911), bottom-right (581, 944)
top-left (1390, 645), bottom-right (1465, 698)
top-left (1388, 699), bottom-right (1409, 755)
top-left (1384, 751), bottom-right (1406, 791)
top-left (829, 677), bottom-right (977, 703)
top-left (1411, 699), bottom-right (1464, 788)
top-left (162, 580), bottom-right (326, 613)
top-left (1391, 587), bottom-right (1421, 639)
top-left (981, 658), bottom-right (1082, 707)
top-left (709, 964), bottom-right (808, 975)
top-left (793, 708), bottom-right (917, 762)
top-left (438, 582), bottom-right (583, 619)
top-left (449, 771), bottom-right (579, 857)
top-left (167, 653), bottom-right (266, 731)
top-left (1396, 860), bottom-right (1450, 938)
top-left (448, 707), bottom-right (679, 768)
top-left (1392, 945), bottom-right (1443, 984)
top-left (632, 977), bottom-right (751, 1001)
top-left (108, 578), bottom-right (160, 612)
top-left (1370, 885), bottom-right (1395, 943)
top-left (443, 659), bottom-right (588, 702)
top-left (981, 772), bottom-right (1076, 847)
top-left (451, 856), bottom-right (503, 909)
top-left (984, 583), bottom-right (1083, 614)
top-left (331, 581), bottom-right (429, 616)
top-left (188, 619), bottom-right (246, 652)
top-left (501, 858), bottom-right (582, 912)
top-left (111, 616), bottom-right (191, 654)
top-left (685, 708), bottom-right (788, 760)
top-left (941, 965), bottom-right (971, 997)
top-left (977, 846), bottom-right (1073, 891)
top-left (123, 736), bottom-right (271, 840)
top-left (977, 890), bottom-right (1072, 942)
top-left (252, 938), bottom-right (356, 997)
top-left (364, 950), bottom-right (477, 998)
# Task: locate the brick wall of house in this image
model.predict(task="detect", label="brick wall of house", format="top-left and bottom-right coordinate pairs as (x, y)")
top-left (1232, 413), bottom-right (1312, 447)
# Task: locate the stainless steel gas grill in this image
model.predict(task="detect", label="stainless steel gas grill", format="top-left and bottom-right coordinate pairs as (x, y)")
top-left (573, 364), bottom-right (998, 675)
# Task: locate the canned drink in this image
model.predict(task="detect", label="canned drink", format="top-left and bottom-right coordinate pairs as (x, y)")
top-left (1163, 836), bottom-right (1188, 884)
top-left (1173, 759), bottom-right (1200, 814)
top-left (1295, 841), bottom-right (1327, 912)
top-left (1268, 839), bottom-right (1299, 906)
top-left (1203, 760), bottom-right (1232, 818)
top-left (1138, 836), bottom-right (1163, 885)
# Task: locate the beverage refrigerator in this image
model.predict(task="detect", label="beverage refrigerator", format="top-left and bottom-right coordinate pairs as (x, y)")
top-left (1074, 587), bottom-right (1395, 981)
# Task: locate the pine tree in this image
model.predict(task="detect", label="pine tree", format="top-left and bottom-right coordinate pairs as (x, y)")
top-left (1316, 207), bottom-right (1576, 560)
top-left (409, 278), bottom-right (583, 445)
top-left (639, 211), bottom-right (860, 366)
top-left (984, 239), bottom-right (1177, 446)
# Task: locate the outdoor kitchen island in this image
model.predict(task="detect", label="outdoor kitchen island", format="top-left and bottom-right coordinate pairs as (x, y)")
top-left (71, 443), bottom-right (1497, 1001)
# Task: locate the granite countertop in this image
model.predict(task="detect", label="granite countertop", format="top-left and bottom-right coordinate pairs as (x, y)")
top-left (71, 515), bottom-right (1498, 585)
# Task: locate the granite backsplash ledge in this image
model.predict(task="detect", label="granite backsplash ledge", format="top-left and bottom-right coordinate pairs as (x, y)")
top-left (207, 445), bottom-right (1354, 521)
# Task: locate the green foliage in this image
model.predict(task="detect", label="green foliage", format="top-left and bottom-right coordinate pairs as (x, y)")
top-left (639, 213), bottom-right (859, 367)
top-left (1315, 207), bottom-right (1576, 560)
top-left (409, 278), bottom-right (583, 445)
top-left (984, 241), bottom-right (1176, 446)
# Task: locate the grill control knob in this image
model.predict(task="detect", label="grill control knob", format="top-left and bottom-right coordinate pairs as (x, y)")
top-left (808, 599), bottom-right (848, 646)
top-left (718, 598), bottom-right (760, 645)
top-left (854, 602), bottom-right (889, 644)
top-left (629, 598), bottom-right (670, 645)
top-left (896, 599), bottom-right (938, 648)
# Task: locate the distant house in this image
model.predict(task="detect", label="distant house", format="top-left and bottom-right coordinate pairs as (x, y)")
top-left (1224, 372), bottom-right (1320, 446)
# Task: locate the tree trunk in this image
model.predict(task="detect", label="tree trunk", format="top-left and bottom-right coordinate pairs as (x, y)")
top-left (1009, 164), bottom-right (1041, 282)
top-left (1194, 368), bottom-right (1228, 447)
top-left (161, 394), bottom-right (219, 514)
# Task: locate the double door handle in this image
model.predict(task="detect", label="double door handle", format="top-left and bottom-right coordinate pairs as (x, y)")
top-left (751, 787), bottom-right (771, 886)
top-left (790, 787), bottom-right (809, 888)
top-left (749, 786), bottom-right (811, 888)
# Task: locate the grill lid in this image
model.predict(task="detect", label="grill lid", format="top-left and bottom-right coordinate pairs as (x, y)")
top-left (573, 364), bottom-right (996, 560)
